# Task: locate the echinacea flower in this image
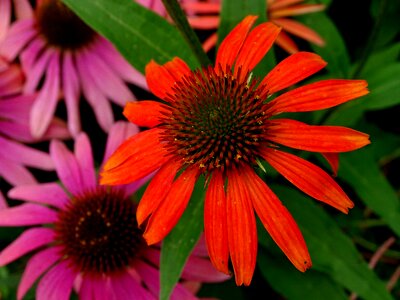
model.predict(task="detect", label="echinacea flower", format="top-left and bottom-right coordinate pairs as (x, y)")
top-left (174, 0), bottom-right (325, 53)
top-left (100, 16), bottom-right (370, 285)
top-left (0, 62), bottom-right (68, 187)
top-left (0, 121), bottom-right (228, 300)
top-left (0, 0), bottom-right (148, 138)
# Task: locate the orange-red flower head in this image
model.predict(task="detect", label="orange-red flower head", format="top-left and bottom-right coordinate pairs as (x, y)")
top-left (101, 16), bottom-right (370, 285)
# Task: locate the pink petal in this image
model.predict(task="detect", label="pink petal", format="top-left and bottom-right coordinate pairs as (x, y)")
top-left (0, 203), bottom-right (58, 226)
top-left (0, 94), bottom-right (33, 123)
top-left (36, 260), bottom-right (77, 300)
top-left (0, 191), bottom-right (7, 209)
top-left (74, 133), bottom-right (96, 190)
top-left (17, 247), bottom-right (60, 300)
top-left (0, 63), bottom-right (24, 96)
top-left (182, 255), bottom-right (230, 282)
top-left (8, 183), bottom-right (69, 209)
top-left (0, 157), bottom-right (36, 185)
top-left (13, 0), bottom-right (33, 19)
top-left (62, 52), bottom-right (81, 136)
top-left (41, 117), bottom-right (71, 141)
top-left (110, 270), bottom-right (154, 300)
top-left (50, 140), bottom-right (85, 196)
top-left (0, 0), bottom-right (11, 41)
top-left (20, 36), bottom-right (46, 77)
top-left (0, 227), bottom-right (54, 266)
top-left (79, 276), bottom-right (113, 300)
top-left (30, 51), bottom-right (61, 138)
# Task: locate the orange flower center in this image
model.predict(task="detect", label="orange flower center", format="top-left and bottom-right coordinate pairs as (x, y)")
top-left (160, 66), bottom-right (270, 173)
top-left (36, 0), bottom-right (96, 50)
top-left (54, 188), bottom-right (145, 275)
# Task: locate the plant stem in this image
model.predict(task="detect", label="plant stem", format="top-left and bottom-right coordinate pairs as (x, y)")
top-left (162, 0), bottom-right (211, 67)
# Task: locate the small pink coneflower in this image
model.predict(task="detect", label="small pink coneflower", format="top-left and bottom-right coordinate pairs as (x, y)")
top-left (0, 121), bottom-right (228, 300)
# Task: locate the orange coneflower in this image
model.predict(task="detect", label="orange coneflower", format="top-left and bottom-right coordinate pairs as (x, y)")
top-left (100, 16), bottom-right (370, 285)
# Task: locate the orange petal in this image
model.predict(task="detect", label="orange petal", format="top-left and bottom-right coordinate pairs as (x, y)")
top-left (243, 166), bottom-right (311, 272)
top-left (273, 18), bottom-right (325, 46)
top-left (136, 158), bottom-right (182, 226)
top-left (188, 16), bottom-right (220, 30)
top-left (100, 128), bottom-right (170, 185)
top-left (266, 79), bottom-right (369, 115)
top-left (123, 101), bottom-right (170, 128)
top-left (260, 52), bottom-right (326, 95)
top-left (145, 58), bottom-right (191, 101)
top-left (261, 148), bottom-right (354, 213)
top-left (203, 32), bottom-right (218, 53)
top-left (226, 167), bottom-right (257, 286)
top-left (321, 153), bottom-right (339, 176)
top-left (275, 31), bottom-right (299, 54)
top-left (265, 119), bottom-right (370, 152)
top-left (234, 22), bottom-right (281, 74)
top-left (204, 170), bottom-right (229, 275)
top-left (182, 2), bottom-right (221, 13)
top-left (143, 166), bottom-right (200, 245)
top-left (270, 4), bottom-right (325, 19)
top-left (268, 0), bottom-right (304, 10)
top-left (215, 15), bottom-right (258, 71)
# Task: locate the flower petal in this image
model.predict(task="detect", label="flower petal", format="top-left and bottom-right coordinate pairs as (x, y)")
top-left (266, 79), bottom-right (369, 115)
top-left (182, 254), bottom-right (231, 282)
top-left (234, 22), bottom-right (281, 74)
top-left (78, 275), bottom-right (113, 300)
top-left (18, 247), bottom-right (60, 300)
top-left (123, 100), bottom-right (170, 128)
top-left (273, 18), bottom-right (325, 46)
top-left (204, 170), bottom-right (229, 274)
top-left (226, 168), bottom-right (257, 286)
top-left (0, 156), bottom-right (36, 185)
top-left (145, 58), bottom-right (191, 101)
top-left (260, 52), bottom-right (326, 95)
top-left (321, 153), bottom-right (339, 176)
top-left (274, 29), bottom-right (299, 54)
top-left (143, 166), bottom-right (199, 245)
top-left (74, 133), bottom-right (96, 190)
top-left (188, 16), bottom-right (220, 30)
top-left (261, 148), bottom-right (354, 213)
top-left (215, 15), bottom-right (258, 70)
top-left (243, 166), bottom-right (311, 272)
top-left (100, 128), bottom-right (170, 185)
top-left (270, 4), bottom-right (325, 18)
top-left (36, 260), bottom-right (77, 300)
top-left (265, 119), bottom-right (370, 152)
top-left (109, 271), bottom-right (154, 300)
top-left (0, 227), bottom-right (54, 266)
top-left (8, 183), bottom-right (69, 209)
top-left (137, 158), bottom-right (181, 226)
top-left (0, 203), bottom-right (58, 226)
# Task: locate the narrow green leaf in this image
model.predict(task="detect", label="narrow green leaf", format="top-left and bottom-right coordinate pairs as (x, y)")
top-left (299, 13), bottom-right (351, 78)
top-left (258, 247), bottom-right (348, 300)
top-left (266, 184), bottom-right (394, 300)
top-left (61, 0), bottom-right (199, 73)
top-left (160, 177), bottom-right (205, 300)
top-left (339, 148), bottom-right (400, 237)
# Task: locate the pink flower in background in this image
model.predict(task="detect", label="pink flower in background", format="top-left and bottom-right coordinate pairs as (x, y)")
top-left (0, 0), bottom-right (148, 138)
top-left (0, 62), bottom-right (69, 187)
top-left (0, 121), bottom-right (228, 300)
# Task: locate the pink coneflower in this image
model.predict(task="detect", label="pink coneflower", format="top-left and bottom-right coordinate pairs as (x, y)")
top-left (0, 62), bottom-right (69, 187)
top-left (0, 0), bottom-right (148, 138)
top-left (0, 121), bottom-right (228, 300)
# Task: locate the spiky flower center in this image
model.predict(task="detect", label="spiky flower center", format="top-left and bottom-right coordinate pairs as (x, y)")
top-left (36, 0), bottom-right (96, 50)
top-left (54, 188), bottom-right (144, 275)
top-left (160, 66), bottom-right (270, 173)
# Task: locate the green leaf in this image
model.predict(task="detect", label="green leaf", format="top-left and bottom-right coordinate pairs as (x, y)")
top-left (299, 13), bottom-right (351, 78)
top-left (266, 184), bottom-right (394, 300)
top-left (258, 247), bottom-right (348, 300)
top-left (338, 148), bottom-right (400, 237)
top-left (61, 0), bottom-right (199, 73)
top-left (160, 177), bottom-right (206, 300)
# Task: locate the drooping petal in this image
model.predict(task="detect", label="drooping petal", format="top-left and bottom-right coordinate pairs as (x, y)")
top-left (20, 37), bottom-right (46, 76)
top-left (321, 153), bottom-right (339, 176)
top-left (202, 32), bottom-right (218, 52)
top-left (8, 183), bottom-right (69, 209)
top-left (50, 139), bottom-right (85, 196)
top-left (260, 52), bottom-right (326, 95)
top-left (109, 271), bottom-right (154, 300)
top-left (261, 148), bottom-right (354, 213)
top-left (273, 18), bottom-right (325, 46)
top-left (36, 260), bottom-right (77, 300)
top-left (17, 247), bottom-right (60, 300)
top-left (234, 22), bottom-right (281, 74)
top-left (268, 0), bottom-right (304, 10)
top-left (204, 170), bottom-right (229, 274)
top-left (74, 133), bottom-right (96, 190)
top-left (270, 4), bottom-right (325, 18)
top-left (188, 16), bottom-right (219, 30)
top-left (0, 156), bottom-right (36, 185)
top-left (143, 166), bottom-right (200, 245)
top-left (226, 168), bottom-right (257, 286)
top-left (274, 29), bottom-right (299, 54)
top-left (0, 191), bottom-right (7, 209)
top-left (265, 119), bottom-right (370, 152)
top-left (145, 58), bottom-right (191, 101)
top-left (100, 128), bottom-right (170, 185)
top-left (266, 79), bottom-right (369, 115)
top-left (78, 275), bottom-right (113, 300)
top-left (0, 0), bottom-right (11, 41)
top-left (14, 0), bottom-right (33, 19)
top-left (215, 15), bottom-right (258, 70)
top-left (0, 227), bottom-right (54, 266)
top-left (0, 203), bottom-right (58, 226)
top-left (136, 158), bottom-right (181, 226)
top-left (123, 100), bottom-right (170, 128)
top-left (182, 254), bottom-right (231, 282)
top-left (243, 166), bottom-right (311, 272)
